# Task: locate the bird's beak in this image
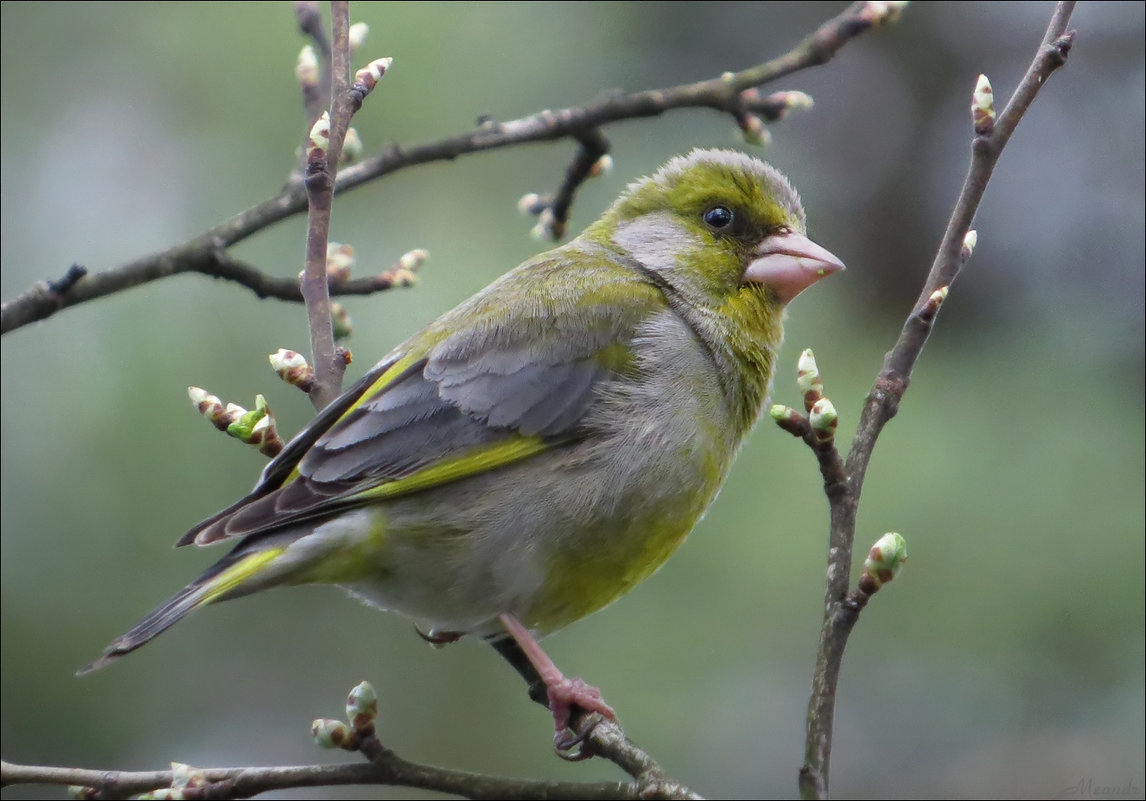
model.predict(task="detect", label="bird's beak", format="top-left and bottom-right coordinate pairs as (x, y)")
top-left (744, 231), bottom-right (845, 305)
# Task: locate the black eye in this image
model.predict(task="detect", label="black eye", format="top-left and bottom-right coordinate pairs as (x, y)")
top-left (703, 205), bottom-right (734, 230)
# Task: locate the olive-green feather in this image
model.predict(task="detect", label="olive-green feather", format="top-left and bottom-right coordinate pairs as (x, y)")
top-left (180, 247), bottom-right (667, 548)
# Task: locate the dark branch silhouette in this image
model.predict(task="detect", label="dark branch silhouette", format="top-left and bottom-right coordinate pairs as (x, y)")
top-left (0, 1), bottom-right (891, 336)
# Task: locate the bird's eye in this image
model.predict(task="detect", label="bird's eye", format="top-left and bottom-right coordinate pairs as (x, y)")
top-left (703, 206), bottom-right (734, 230)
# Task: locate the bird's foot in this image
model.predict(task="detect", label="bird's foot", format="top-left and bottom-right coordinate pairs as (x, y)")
top-left (548, 677), bottom-right (615, 758)
top-left (496, 612), bottom-right (619, 759)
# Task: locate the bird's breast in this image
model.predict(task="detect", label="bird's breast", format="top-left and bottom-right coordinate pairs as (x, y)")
top-left (346, 310), bottom-right (747, 637)
top-left (519, 308), bottom-right (741, 631)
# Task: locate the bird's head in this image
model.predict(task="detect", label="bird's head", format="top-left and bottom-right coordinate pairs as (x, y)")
top-left (592, 148), bottom-right (844, 310)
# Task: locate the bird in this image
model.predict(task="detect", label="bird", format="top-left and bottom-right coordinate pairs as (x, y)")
top-left (80, 148), bottom-right (844, 749)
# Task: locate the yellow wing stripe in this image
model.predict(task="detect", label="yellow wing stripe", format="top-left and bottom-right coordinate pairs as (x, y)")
top-left (349, 436), bottom-right (551, 502)
top-left (201, 548), bottom-right (285, 605)
top-left (278, 353), bottom-right (423, 488)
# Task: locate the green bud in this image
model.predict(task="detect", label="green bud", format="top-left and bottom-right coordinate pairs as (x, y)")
top-left (919, 286), bottom-right (949, 323)
top-left (399, 248), bottom-right (429, 272)
top-left (796, 348), bottom-right (824, 411)
top-left (269, 349), bottom-right (315, 392)
top-left (136, 790), bottom-right (184, 801)
top-left (225, 397), bottom-right (266, 442)
top-left (768, 90), bottom-right (814, 115)
top-left (269, 348), bottom-right (307, 374)
top-left (531, 208), bottom-right (562, 241)
top-left (346, 681), bottom-right (379, 733)
top-left (738, 114), bottom-right (771, 147)
top-left (858, 532), bottom-right (908, 594)
top-left (385, 267), bottom-right (418, 287)
top-left (220, 403), bottom-right (247, 435)
top-left (769, 404), bottom-right (796, 422)
top-left (589, 155), bottom-right (614, 177)
top-left (962, 229), bottom-right (978, 260)
top-left (348, 22), bottom-right (369, 51)
top-left (308, 112), bottom-right (331, 159)
top-left (809, 397), bottom-right (838, 442)
top-left (769, 404), bottom-right (807, 437)
top-left (312, 718), bottom-right (353, 749)
top-left (296, 45), bottom-right (319, 89)
top-left (250, 413), bottom-right (283, 458)
top-left (169, 762), bottom-right (205, 790)
top-left (517, 192), bottom-right (544, 216)
top-left (326, 242), bottom-right (355, 281)
top-left (188, 387), bottom-right (231, 431)
top-left (239, 398), bottom-right (268, 437)
top-left (340, 128), bottom-right (363, 164)
top-left (796, 349), bottom-right (822, 394)
top-left (331, 302), bottom-right (353, 340)
top-left (972, 74), bottom-right (995, 135)
top-left (353, 57), bottom-right (393, 95)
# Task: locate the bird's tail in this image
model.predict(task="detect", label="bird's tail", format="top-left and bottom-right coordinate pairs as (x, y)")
top-left (77, 546), bottom-right (286, 675)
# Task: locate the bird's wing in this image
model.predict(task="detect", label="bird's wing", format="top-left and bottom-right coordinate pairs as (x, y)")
top-left (178, 250), bottom-right (662, 546)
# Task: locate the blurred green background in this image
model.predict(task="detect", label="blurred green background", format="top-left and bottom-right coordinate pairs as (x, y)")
top-left (2, 2), bottom-right (1143, 798)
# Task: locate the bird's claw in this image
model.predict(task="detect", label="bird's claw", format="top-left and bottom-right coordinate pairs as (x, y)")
top-left (554, 711), bottom-right (608, 760)
top-left (546, 677), bottom-right (615, 759)
top-left (413, 624), bottom-right (463, 647)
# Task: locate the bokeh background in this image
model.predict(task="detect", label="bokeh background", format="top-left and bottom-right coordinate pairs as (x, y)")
top-left (2, 2), bottom-right (1143, 798)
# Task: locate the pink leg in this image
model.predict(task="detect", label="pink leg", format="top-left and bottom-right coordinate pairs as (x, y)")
top-left (498, 613), bottom-right (615, 750)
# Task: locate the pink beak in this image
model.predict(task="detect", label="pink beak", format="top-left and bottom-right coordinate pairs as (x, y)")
top-left (743, 230), bottom-right (845, 304)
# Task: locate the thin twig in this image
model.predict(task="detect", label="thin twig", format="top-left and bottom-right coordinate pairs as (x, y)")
top-left (295, 1), bottom-right (332, 174)
top-left (797, 4), bottom-right (1077, 799)
top-left (490, 637), bottom-right (699, 795)
top-left (300, 1), bottom-right (353, 409)
top-left (0, 756), bottom-right (649, 800)
top-left (547, 131), bottom-right (612, 238)
top-left (0, 1), bottom-right (890, 336)
top-left (0, 250), bottom-right (417, 335)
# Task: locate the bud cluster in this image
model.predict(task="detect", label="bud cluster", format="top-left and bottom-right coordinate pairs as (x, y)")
top-left (188, 389), bottom-right (283, 458)
top-left (312, 680), bottom-right (381, 753)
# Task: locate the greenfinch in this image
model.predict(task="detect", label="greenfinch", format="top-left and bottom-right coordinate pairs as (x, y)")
top-left (82, 148), bottom-right (843, 744)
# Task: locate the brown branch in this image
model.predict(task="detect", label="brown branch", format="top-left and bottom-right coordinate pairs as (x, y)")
top-left (1, 671), bottom-right (701, 800)
top-left (0, 250), bottom-right (417, 334)
top-left (488, 639), bottom-right (697, 795)
top-left (545, 130), bottom-right (612, 239)
top-left (0, 0), bottom-right (890, 337)
top-left (582, 721), bottom-right (699, 799)
top-left (0, 756), bottom-right (647, 800)
top-left (0, 264), bottom-right (87, 332)
top-left (796, 4), bottom-right (1077, 799)
top-left (300, 1), bottom-right (355, 409)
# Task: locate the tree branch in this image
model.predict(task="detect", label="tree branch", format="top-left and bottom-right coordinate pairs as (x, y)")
top-left (0, 756), bottom-right (645, 800)
top-left (1, 675), bottom-right (702, 800)
top-left (299, 1), bottom-right (354, 409)
top-left (796, 4), bottom-right (1077, 799)
top-left (0, 0), bottom-right (893, 336)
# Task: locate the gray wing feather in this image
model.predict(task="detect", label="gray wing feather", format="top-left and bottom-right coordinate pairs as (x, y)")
top-left (179, 250), bottom-right (660, 546)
